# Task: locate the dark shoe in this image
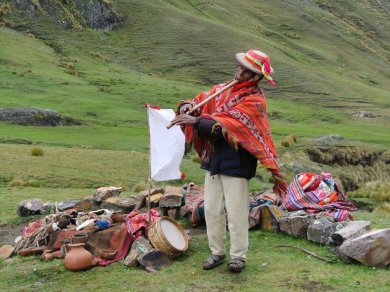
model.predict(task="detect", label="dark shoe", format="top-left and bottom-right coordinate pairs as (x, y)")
top-left (203, 254), bottom-right (225, 270)
top-left (228, 258), bottom-right (245, 273)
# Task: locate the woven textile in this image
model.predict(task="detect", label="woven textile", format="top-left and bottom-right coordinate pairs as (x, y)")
top-left (125, 209), bottom-right (160, 240)
top-left (183, 183), bottom-right (205, 226)
top-left (179, 80), bottom-right (287, 196)
top-left (283, 173), bottom-right (356, 222)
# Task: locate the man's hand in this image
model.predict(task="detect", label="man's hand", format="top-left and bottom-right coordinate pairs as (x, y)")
top-left (179, 104), bottom-right (193, 115)
top-left (170, 114), bottom-right (197, 126)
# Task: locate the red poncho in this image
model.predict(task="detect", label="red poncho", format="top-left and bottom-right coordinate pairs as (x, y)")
top-left (179, 80), bottom-right (287, 197)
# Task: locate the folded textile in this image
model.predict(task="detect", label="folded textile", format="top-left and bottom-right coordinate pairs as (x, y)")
top-left (182, 183), bottom-right (205, 226)
top-left (125, 209), bottom-right (160, 240)
top-left (283, 172), bottom-right (356, 222)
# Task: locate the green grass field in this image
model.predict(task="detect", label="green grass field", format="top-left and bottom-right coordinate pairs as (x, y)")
top-left (0, 0), bottom-right (389, 290)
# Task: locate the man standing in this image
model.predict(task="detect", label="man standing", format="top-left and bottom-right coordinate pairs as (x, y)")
top-left (170, 49), bottom-right (286, 273)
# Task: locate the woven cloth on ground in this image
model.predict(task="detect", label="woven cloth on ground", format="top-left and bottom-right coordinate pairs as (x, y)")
top-left (178, 80), bottom-right (287, 196)
top-left (182, 182), bottom-right (205, 226)
top-left (125, 209), bottom-right (160, 240)
top-left (47, 223), bottom-right (132, 266)
top-left (283, 172), bottom-right (356, 222)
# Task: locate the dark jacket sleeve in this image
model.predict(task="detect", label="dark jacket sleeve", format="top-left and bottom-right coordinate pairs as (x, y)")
top-left (194, 118), bottom-right (223, 139)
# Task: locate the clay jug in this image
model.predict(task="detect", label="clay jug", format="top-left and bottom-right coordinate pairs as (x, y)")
top-left (64, 243), bottom-right (93, 271)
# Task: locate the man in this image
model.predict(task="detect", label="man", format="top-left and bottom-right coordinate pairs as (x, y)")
top-left (171, 49), bottom-right (286, 273)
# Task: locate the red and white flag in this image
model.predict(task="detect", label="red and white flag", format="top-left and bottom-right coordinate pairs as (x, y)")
top-left (147, 106), bottom-right (185, 181)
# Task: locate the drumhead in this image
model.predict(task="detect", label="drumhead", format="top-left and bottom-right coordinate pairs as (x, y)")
top-left (160, 219), bottom-right (186, 251)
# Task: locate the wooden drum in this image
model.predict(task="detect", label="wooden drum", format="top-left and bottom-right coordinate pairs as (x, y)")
top-left (148, 216), bottom-right (188, 257)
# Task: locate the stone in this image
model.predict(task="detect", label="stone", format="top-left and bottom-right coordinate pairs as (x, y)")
top-left (279, 215), bottom-right (315, 237)
top-left (138, 249), bottom-right (170, 270)
top-left (58, 199), bottom-right (81, 212)
top-left (0, 107), bottom-right (81, 126)
top-left (338, 228), bottom-right (390, 267)
top-left (100, 196), bottom-right (136, 214)
top-left (260, 205), bottom-right (285, 232)
top-left (137, 188), bottom-right (165, 209)
top-left (164, 186), bottom-right (182, 197)
top-left (74, 197), bottom-right (101, 211)
top-left (0, 245), bottom-right (14, 259)
top-left (93, 186), bottom-right (123, 202)
top-left (331, 221), bottom-right (371, 245)
top-left (41, 202), bottom-right (56, 215)
top-left (17, 199), bottom-right (44, 216)
top-left (145, 193), bottom-right (163, 208)
top-left (159, 194), bottom-right (183, 209)
top-left (124, 237), bottom-right (153, 267)
top-left (307, 218), bottom-right (347, 245)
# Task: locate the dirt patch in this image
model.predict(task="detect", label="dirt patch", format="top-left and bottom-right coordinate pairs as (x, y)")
top-left (0, 223), bottom-right (23, 245)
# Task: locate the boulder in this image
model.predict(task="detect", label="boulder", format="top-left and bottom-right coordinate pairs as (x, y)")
top-left (260, 205), bottom-right (285, 232)
top-left (41, 202), bottom-right (57, 215)
top-left (279, 214), bottom-right (315, 237)
top-left (0, 107), bottom-right (80, 126)
top-left (0, 245), bottom-right (14, 259)
top-left (338, 228), bottom-right (390, 267)
top-left (74, 197), bottom-right (101, 211)
top-left (164, 186), bottom-right (182, 197)
top-left (137, 188), bottom-right (165, 209)
top-left (17, 199), bottom-right (44, 216)
top-left (58, 199), bottom-right (81, 212)
top-left (331, 221), bottom-right (371, 245)
top-left (145, 193), bottom-right (163, 208)
top-left (100, 197), bottom-right (136, 214)
top-left (123, 236), bottom-right (153, 267)
top-left (307, 218), bottom-right (346, 245)
top-left (138, 249), bottom-right (170, 270)
top-left (159, 194), bottom-right (183, 209)
top-left (93, 186), bottom-right (123, 202)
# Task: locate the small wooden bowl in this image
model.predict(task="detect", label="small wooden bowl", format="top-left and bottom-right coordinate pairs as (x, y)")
top-left (99, 249), bottom-right (117, 260)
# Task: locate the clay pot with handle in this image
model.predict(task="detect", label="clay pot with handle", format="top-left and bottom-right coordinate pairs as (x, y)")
top-left (64, 243), bottom-right (94, 272)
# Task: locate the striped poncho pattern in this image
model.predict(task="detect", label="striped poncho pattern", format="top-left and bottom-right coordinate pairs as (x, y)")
top-left (283, 174), bottom-right (356, 222)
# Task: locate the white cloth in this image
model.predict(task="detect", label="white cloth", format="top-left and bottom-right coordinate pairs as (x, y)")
top-left (147, 107), bottom-right (185, 181)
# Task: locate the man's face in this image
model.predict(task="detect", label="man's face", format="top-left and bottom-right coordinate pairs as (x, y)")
top-left (235, 65), bottom-right (256, 82)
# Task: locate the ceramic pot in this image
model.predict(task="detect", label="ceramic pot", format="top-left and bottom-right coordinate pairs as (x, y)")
top-left (40, 250), bottom-right (54, 261)
top-left (64, 243), bottom-right (93, 272)
top-left (111, 212), bottom-right (125, 223)
top-left (72, 233), bottom-right (88, 244)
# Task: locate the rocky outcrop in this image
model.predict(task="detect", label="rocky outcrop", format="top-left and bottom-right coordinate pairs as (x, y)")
top-left (5, 0), bottom-right (120, 30)
top-left (0, 107), bottom-right (81, 126)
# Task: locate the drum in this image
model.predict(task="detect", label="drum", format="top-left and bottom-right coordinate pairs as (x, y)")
top-left (148, 216), bottom-right (188, 257)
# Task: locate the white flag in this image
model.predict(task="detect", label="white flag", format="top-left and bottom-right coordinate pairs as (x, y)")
top-left (147, 107), bottom-right (185, 181)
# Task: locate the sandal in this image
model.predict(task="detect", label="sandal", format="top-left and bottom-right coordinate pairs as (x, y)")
top-left (228, 258), bottom-right (245, 273)
top-left (202, 254), bottom-right (225, 270)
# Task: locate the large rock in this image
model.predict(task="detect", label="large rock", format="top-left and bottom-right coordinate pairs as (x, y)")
top-left (145, 193), bottom-right (163, 208)
top-left (123, 236), bottom-right (153, 267)
top-left (307, 218), bottom-right (346, 245)
top-left (159, 194), bottom-right (183, 209)
top-left (74, 197), bottom-right (101, 211)
top-left (0, 107), bottom-right (80, 126)
top-left (338, 228), bottom-right (390, 267)
top-left (0, 245), bottom-right (14, 259)
top-left (260, 205), bottom-right (285, 232)
top-left (93, 186), bottom-right (123, 202)
top-left (100, 197), bottom-right (136, 214)
top-left (331, 221), bottom-right (371, 245)
top-left (17, 199), bottom-right (44, 216)
top-left (279, 214), bottom-right (315, 237)
top-left (137, 188), bottom-right (164, 209)
top-left (138, 249), bottom-right (170, 271)
top-left (58, 199), bottom-right (81, 212)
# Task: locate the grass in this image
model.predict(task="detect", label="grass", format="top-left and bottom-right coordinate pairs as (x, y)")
top-left (1, 211), bottom-right (390, 291)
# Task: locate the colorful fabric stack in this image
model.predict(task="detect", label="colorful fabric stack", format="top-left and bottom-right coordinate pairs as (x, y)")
top-left (283, 172), bottom-right (356, 222)
top-left (125, 209), bottom-right (160, 240)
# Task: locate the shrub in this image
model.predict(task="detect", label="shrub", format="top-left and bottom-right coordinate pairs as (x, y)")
top-left (374, 203), bottom-right (390, 213)
top-left (132, 181), bottom-right (147, 193)
top-left (281, 134), bottom-right (297, 147)
top-left (192, 155), bottom-right (201, 163)
top-left (31, 147), bottom-right (44, 156)
top-left (25, 179), bottom-right (41, 187)
top-left (8, 178), bottom-right (25, 187)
